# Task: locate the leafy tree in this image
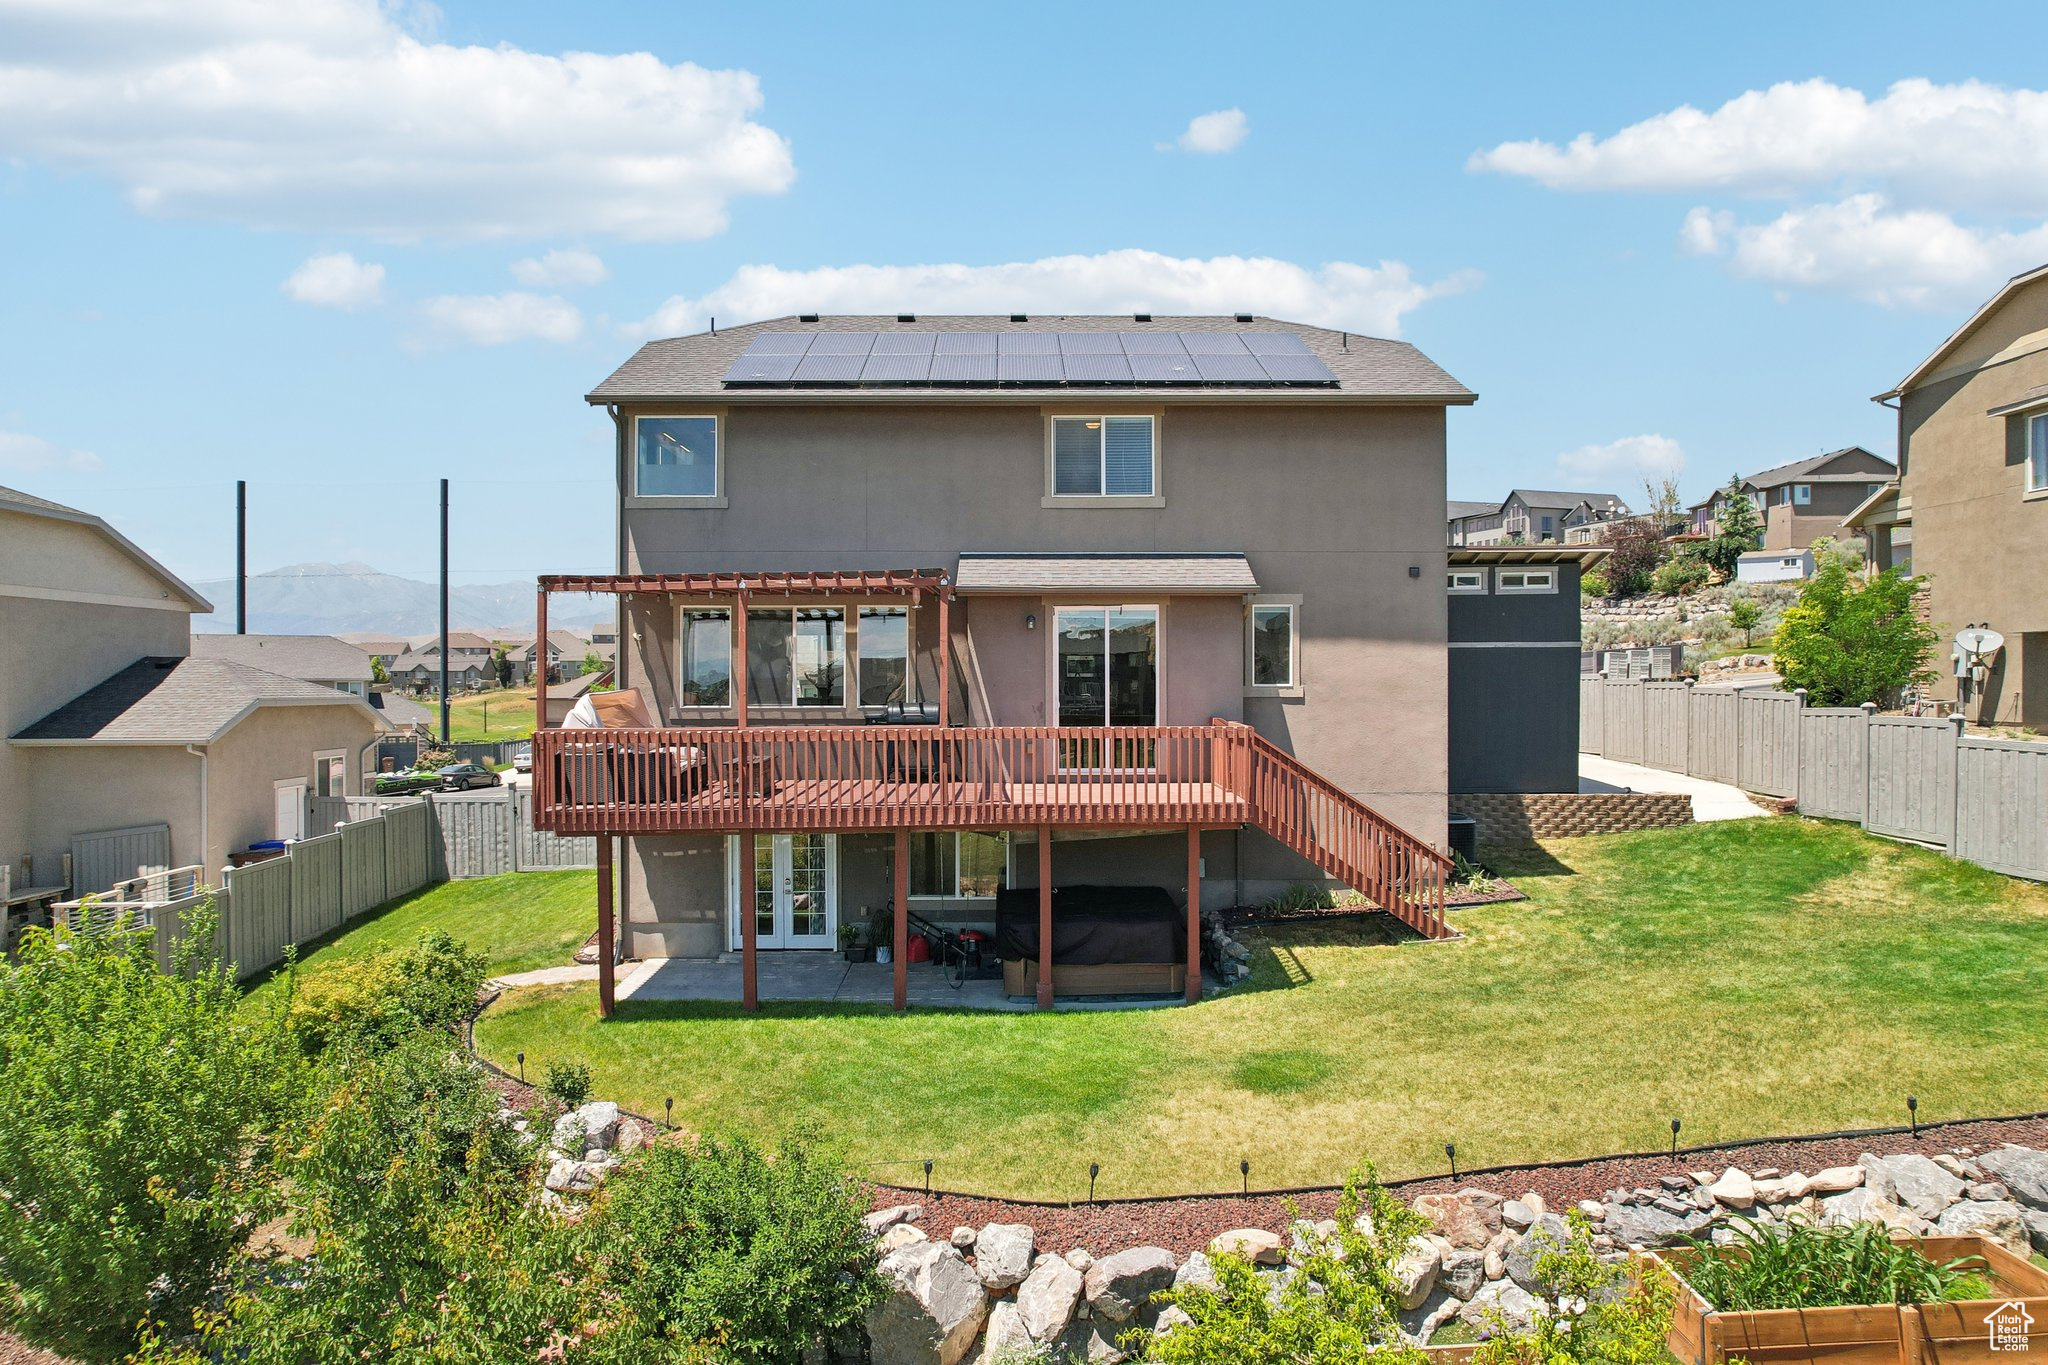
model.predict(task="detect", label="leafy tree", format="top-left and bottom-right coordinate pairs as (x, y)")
top-left (1599, 516), bottom-right (1667, 597)
top-left (579, 651), bottom-right (607, 676)
top-left (1772, 559), bottom-right (1936, 706)
top-left (0, 907), bottom-right (302, 1362)
top-left (370, 653), bottom-right (389, 685)
top-left (490, 644), bottom-right (513, 689)
top-left (1701, 477), bottom-right (1764, 577)
top-left (1728, 597), bottom-right (1764, 647)
top-left (1641, 475), bottom-right (1684, 533)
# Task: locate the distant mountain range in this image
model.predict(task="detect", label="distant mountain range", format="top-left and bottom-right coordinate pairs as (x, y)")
top-left (192, 562), bottom-right (607, 636)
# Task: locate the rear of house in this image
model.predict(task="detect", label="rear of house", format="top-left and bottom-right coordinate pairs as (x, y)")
top-left (535, 314), bottom-right (1476, 1009)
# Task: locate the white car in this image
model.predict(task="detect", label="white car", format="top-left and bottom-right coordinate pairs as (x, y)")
top-left (512, 743), bottom-right (532, 773)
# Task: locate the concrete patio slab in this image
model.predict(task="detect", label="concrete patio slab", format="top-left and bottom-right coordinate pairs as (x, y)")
top-left (614, 952), bottom-right (1196, 1011)
top-left (1578, 754), bottom-right (1771, 823)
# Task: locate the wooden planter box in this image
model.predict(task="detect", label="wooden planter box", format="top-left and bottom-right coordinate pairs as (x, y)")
top-left (1658, 1234), bottom-right (2048, 1364)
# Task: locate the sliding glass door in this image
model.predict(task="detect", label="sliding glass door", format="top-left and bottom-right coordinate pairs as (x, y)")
top-left (1055, 606), bottom-right (1158, 768)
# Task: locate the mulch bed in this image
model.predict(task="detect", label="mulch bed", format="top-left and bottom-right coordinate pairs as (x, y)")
top-left (872, 1114), bottom-right (2048, 1257)
top-left (0, 1333), bottom-right (70, 1365)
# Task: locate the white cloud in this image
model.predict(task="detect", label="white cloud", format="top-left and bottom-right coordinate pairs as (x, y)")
top-left (0, 430), bottom-right (103, 475)
top-left (1557, 434), bottom-right (1686, 484)
top-left (1166, 108), bottom-right (1249, 154)
top-left (419, 292), bottom-right (582, 345)
top-left (282, 251), bottom-right (385, 309)
top-left (511, 248), bottom-right (609, 288)
top-left (624, 249), bottom-right (1478, 341)
top-left (0, 0), bottom-right (794, 241)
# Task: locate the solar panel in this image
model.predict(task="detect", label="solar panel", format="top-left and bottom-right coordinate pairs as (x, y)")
top-left (718, 329), bottom-right (1338, 385)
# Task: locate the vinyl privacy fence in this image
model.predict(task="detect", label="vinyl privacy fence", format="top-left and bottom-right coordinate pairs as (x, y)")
top-left (1580, 677), bottom-right (2048, 882)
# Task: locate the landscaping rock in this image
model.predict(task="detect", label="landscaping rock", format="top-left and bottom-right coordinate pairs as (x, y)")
top-left (1209, 1227), bottom-right (1285, 1265)
top-left (1505, 1214), bottom-right (1571, 1296)
top-left (1172, 1251), bottom-right (1217, 1294)
top-left (550, 1100), bottom-right (621, 1154)
top-left (1964, 1182), bottom-right (2010, 1203)
top-left (869, 1241), bottom-right (988, 1365)
top-left (1977, 1147), bottom-right (2048, 1210)
top-left (1054, 1320), bottom-right (1133, 1365)
top-left (1439, 1249), bottom-right (1487, 1299)
top-left (1807, 1166), bottom-right (1864, 1194)
top-left (1576, 1200), bottom-right (1606, 1220)
top-left (1016, 1255), bottom-right (1085, 1342)
top-left (1501, 1199), bottom-right (1536, 1232)
top-left (1708, 1168), bottom-right (1755, 1209)
top-left (614, 1119), bottom-right (648, 1155)
top-left (1460, 1280), bottom-right (1538, 1338)
top-left (1605, 1202), bottom-right (1705, 1248)
top-left (878, 1224), bottom-right (931, 1255)
top-left (1064, 1248), bottom-right (1094, 1272)
top-left (1392, 1237), bottom-right (1441, 1311)
top-left (1861, 1153), bottom-right (1964, 1220)
top-left (2022, 1209), bottom-right (2048, 1254)
top-left (1752, 1177), bottom-right (1796, 1205)
top-left (1820, 1187), bottom-right (1927, 1235)
top-left (950, 1226), bottom-right (976, 1248)
top-left (1083, 1246), bottom-right (1176, 1323)
top-left (866, 1204), bottom-right (924, 1236)
top-left (1415, 1193), bottom-right (1493, 1249)
top-left (543, 1156), bottom-right (582, 1192)
top-left (1399, 1287), bottom-right (1464, 1345)
top-left (974, 1223), bottom-right (1034, 1290)
top-left (972, 1302), bottom-right (1032, 1365)
top-left (1936, 1200), bottom-right (2032, 1256)
top-left (1932, 1154), bottom-right (1973, 1179)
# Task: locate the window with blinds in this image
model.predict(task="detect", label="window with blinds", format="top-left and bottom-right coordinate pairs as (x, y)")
top-left (1051, 416), bottom-right (1155, 496)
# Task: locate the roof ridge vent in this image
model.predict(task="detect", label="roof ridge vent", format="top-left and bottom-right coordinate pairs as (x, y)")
top-left (799, 313), bottom-right (820, 323)
top-left (1133, 312), bottom-right (1152, 322)
top-left (897, 313), bottom-right (915, 322)
top-left (1235, 313), bottom-right (1253, 323)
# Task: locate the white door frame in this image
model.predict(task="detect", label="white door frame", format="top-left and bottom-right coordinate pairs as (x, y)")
top-left (273, 779), bottom-right (308, 841)
top-left (726, 833), bottom-right (838, 949)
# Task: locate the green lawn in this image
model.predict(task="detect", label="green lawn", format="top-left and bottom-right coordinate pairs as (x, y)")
top-left (258, 870), bottom-right (594, 993)
top-left (463, 820), bottom-right (2048, 1201)
top-left (415, 686), bottom-right (537, 742)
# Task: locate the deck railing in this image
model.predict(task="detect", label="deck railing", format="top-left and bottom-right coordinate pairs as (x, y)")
top-left (532, 723), bottom-right (1453, 938)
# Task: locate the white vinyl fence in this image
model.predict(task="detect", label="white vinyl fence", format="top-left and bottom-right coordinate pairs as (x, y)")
top-left (1580, 676), bottom-right (2048, 882)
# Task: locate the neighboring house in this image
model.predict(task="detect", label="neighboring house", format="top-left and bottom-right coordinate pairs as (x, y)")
top-left (1448, 490), bottom-right (1630, 546)
top-left (1736, 549), bottom-right (1815, 584)
top-left (367, 688), bottom-right (434, 734)
top-left (414, 630), bottom-right (494, 655)
top-left (1863, 263), bottom-right (2048, 725)
top-left (388, 648), bottom-right (491, 692)
top-left (1447, 546), bottom-right (1606, 793)
top-left (544, 668), bottom-right (612, 725)
top-left (190, 633), bottom-right (375, 696)
top-left (534, 313), bottom-right (1476, 1008)
top-left (339, 636), bottom-right (408, 671)
top-left (2, 486), bottom-right (378, 893)
top-left (1688, 447), bottom-right (1897, 549)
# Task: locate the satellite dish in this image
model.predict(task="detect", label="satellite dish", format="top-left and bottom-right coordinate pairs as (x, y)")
top-left (1955, 626), bottom-right (2005, 657)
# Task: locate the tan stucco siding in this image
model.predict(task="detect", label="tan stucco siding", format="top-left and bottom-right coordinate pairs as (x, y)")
top-left (17, 745), bottom-right (205, 881)
top-left (205, 703), bottom-right (377, 872)
top-left (0, 507), bottom-right (197, 611)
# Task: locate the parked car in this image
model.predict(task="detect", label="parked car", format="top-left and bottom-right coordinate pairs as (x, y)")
top-left (374, 768), bottom-right (439, 796)
top-left (437, 762), bottom-right (501, 791)
top-left (512, 743), bottom-right (532, 773)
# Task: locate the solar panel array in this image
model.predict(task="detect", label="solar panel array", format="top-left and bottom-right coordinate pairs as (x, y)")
top-left (720, 331), bottom-right (1339, 387)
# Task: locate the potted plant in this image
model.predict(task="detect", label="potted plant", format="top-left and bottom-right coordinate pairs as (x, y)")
top-left (838, 922), bottom-right (870, 963)
top-left (869, 906), bottom-right (894, 964)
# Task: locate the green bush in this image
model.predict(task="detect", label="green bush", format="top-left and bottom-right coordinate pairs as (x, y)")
top-left (591, 1131), bottom-right (883, 1365)
top-left (1470, 1212), bottom-right (1678, 1364)
top-left (286, 930), bottom-right (486, 1052)
top-left (1773, 560), bottom-right (1937, 706)
top-left (1264, 883), bottom-right (1335, 914)
top-left (543, 1059), bottom-right (594, 1110)
top-left (1580, 569), bottom-right (1611, 598)
top-left (1677, 1216), bottom-right (1989, 1310)
top-left (0, 907), bottom-right (302, 1362)
top-left (1651, 553), bottom-right (1710, 597)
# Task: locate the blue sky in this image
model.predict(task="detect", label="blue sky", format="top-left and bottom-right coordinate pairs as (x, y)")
top-left (6, 0), bottom-right (2048, 595)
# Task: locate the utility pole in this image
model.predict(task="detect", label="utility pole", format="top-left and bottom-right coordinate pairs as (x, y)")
top-left (439, 478), bottom-right (450, 746)
top-left (235, 480), bottom-right (248, 634)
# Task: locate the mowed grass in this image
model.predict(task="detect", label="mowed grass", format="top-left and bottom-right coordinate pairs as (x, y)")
top-left (420, 686), bottom-right (537, 742)
top-left (251, 870), bottom-right (595, 999)
top-left (462, 819), bottom-right (2048, 1201)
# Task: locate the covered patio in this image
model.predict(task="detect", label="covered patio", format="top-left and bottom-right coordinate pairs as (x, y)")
top-left (614, 953), bottom-right (1200, 1012)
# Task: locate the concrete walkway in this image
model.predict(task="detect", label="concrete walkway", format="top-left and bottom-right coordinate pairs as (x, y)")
top-left (615, 952), bottom-right (1193, 1011)
top-left (488, 964), bottom-right (599, 989)
top-left (1578, 754), bottom-right (1770, 823)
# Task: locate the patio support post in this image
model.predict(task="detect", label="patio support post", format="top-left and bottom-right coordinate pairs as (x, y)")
top-left (596, 833), bottom-right (615, 1018)
top-left (1036, 826), bottom-right (1053, 1010)
top-left (1185, 826), bottom-right (1201, 1006)
top-left (892, 830), bottom-right (909, 1011)
top-left (937, 590), bottom-right (951, 728)
top-left (740, 831), bottom-right (758, 1012)
top-left (535, 587), bottom-right (547, 738)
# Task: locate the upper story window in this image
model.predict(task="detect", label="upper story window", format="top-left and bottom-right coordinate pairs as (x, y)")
top-left (634, 415), bottom-right (719, 499)
top-left (858, 606), bottom-right (911, 706)
top-left (680, 608), bottom-right (732, 707)
top-left (1051, 416), bottom-right (1155, 497)
top-left (1792, 483), bottom-right (1812, 505)
top-left (2030, 412), bottom-right (2048, 492)
top-left (1497, 568), bottom-right (1556, 594)
top-left (748, 607), bottom-right (845, 707)
top-left (1250, 604), bottom-right (1296, 687)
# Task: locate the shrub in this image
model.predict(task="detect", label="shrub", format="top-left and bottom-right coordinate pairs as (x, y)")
top-left (543, 1059), bottom-right (594, 1110)
top-left (1773, 560), bottom-right (1937, 706)
top-left (1727, 597), bottom-right (1764, 646)
top-left (1263, 883), bottom-right (1335, 914)
top-left (591, 1131), bottom-right (883, 1365)
top-left (0, 907), bottom-right (302, 1363)
top-left (1140, 1167), bottom-right (1429, 1363)
top-left (1677, 1216), bottom-right (1988, 1310)
top-left (1470, 1212), bottom-right (1678, 1364)
top-left (1580, 569), bottom-right (1611, 598)
top-left (1651, 553), bottom-right (1710, 597)
top-left (1599, 517), bottom-right (1667, 596)
top-left (285, 930), bottom-right (486, 1053)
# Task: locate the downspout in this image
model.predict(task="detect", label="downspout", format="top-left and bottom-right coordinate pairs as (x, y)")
top-left (185, 744), bottom-right (210, 883)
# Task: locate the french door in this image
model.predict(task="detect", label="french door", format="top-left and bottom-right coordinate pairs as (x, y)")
top-left (727, 833), bottom-right (837, 949)
top-left (1055, 605), bottom-right (1159, 769)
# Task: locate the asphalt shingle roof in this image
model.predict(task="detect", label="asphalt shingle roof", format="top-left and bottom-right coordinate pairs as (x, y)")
top-left (189, 633), bottom-right (374, 684)
top-left (1741, 447), bottom-right (1896, 489)
top-left (1508, 489), bottom-right (1629, 513)
top-left (588, 315), bottom-right (1474, 404)
top-left (0, 483), bottom-right (87, 516)
top-left (954, 552), bottom-right (1259, 593)
top-left (1446, 500), bottom-right (1499, 520)
top-left (12, 657), bottom-right (359, 744)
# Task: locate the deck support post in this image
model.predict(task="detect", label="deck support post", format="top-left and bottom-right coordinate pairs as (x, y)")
top-left (937, 590), bottom-right (951, 728)
top-left (1185, 826), bottom-right (1201, 1006)
top-left (596, 833), bottom-right (615, 1018)
top-left (892, 830), bottom-right (909, 1011)
top-left (1036, 826), bottom-right (1053, 1010)
top-left (535, 587), bottom-right (548, 736)
top-left (734, 587), bottom-right (749, 729)
top-left (740, 831), bottom-right (758, 1012)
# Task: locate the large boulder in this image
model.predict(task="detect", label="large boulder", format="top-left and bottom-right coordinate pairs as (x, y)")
top-left (1604, 1202), bottom-right (1707, 1248)
top-left (1936, 1200), bottom-right (2033, 1256)
top-left (865, 1204), bottom-right (925, 1236)
top-left (2023, 1209), bottom-right (2048, 1255)
top-left (1819, 1187), bottom-right (1928, 1236)
top-left (1414, 1193), bottom-right (1494, 1249)
top-left (1438, 1249), bottom-right (1488, 1300)
top-left (1208, 1228), bottom-right (1285, 1265)
top-left (1391, 1237), bottom-right (1441, 1311)
top-left (1016, 1254), bottom-right (1085, 1343)
top-left (550, 1100), bottom-right (621, 1154)
top-left (1172, 1250), bottom-right (1217, 1294)
top-left (878, 1224), bottom-right (931, 1255)
top-left (1504, 1214), bottom-right (1571, 1295)
top-left (1861, 1154), bottom-right (1964, 1220)
top-left (1459, 1280), bottom-right (1538, 1338)
top-left (974, 1223), bottom-right (1034, 1291)
top-left (868, 1241), bottom-right (989, 1365)
top-left (1977, 1147), bottom-right (2048, 1211)
top-left (1708, 1168), bottom-right (1755, 1209)
top-left (1083, 1247), bottom-right (1178, 1324)
top-left (1398, 1287), bottom-right (1464, 1346)
top-left (972, 1302), bottom-right (1033, 1365)
top-left (1807, 1166), bottom-right (1864, 1194)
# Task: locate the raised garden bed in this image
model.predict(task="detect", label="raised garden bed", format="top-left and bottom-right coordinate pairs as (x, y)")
top-left (1657, 1234), bottom-right (2048, 1364)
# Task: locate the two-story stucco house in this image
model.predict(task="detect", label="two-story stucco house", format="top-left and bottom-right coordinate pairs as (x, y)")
top-left (529, 315), bottom-right (1475, 1013)
top-left (1446, 489), bottom-right (1628, 546)
top-left (1688, 448), bottom-right (1897, 551)
top-left (1855, 265), bottom-right (2048, 725)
